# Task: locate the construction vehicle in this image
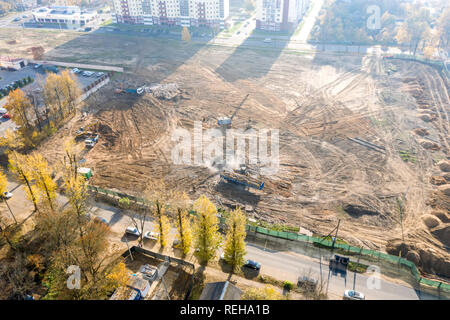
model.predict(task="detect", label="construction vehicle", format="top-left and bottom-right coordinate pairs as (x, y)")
top-left (85, 133), bottom-right (99, 148)
top-left (220, 165), bottom-right (264, 190)
top-left (115, 84), bottom-right (144, 95)
top-left (217, 94), bottom-right (249, 127)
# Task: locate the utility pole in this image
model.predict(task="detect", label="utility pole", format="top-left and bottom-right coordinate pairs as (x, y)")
top-left (331, 219), bottom-right (340, 250)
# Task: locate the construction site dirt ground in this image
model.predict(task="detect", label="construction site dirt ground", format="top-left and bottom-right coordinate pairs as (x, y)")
top-left (1, 29), bottom-right (449, 280)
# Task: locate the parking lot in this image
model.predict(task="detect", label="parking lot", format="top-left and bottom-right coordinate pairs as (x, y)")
top-left (0, 63), bottom-right (105, 93)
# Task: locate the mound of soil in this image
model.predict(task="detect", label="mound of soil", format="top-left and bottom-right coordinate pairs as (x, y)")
top-left (422, 214), bottom-right (441, 228)
top-left (413, 128), bottom-right (429, 136)
top-left (430, 176), bottom-right (447, 185)
top-left (438, 160), bottom-right (450, 172)
top-left (431, 225), bottom-right (450, 247)
top-left (444, 173), bottom-right (450, 182)
top-left (386, 240), bottom-right (450, 278)
top-left (438, 184), bottom-right (450, 196)
top-left (418, 139), bottom-right (440, 150)
top-left (432, 210), bottom-right (450, 223)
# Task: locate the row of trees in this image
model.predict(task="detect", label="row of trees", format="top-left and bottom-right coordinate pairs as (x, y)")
top-left (120, 183), bottom-right (248, 271)
top-left (0, 144), bottom-right (128, 299)
top-left (2, 70), bottom-right (81, 150)
top-left (311, 0), bottom-right (450, 57)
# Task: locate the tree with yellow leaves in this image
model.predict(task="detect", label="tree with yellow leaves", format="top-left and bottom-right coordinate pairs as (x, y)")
top-left (223, 207), bottom-right (247, 271)
top-left (192, 195), bottom-right (221, 264)
top-left (27, 153), bottom-right (57, 211)
top-left (154, 202), bottom-right (171, 248)
top-left (8, 151), bottom-right (40, 213)
top-left (44, 73), bottom-right (67, 121)
top-left (60, 70), bottom-right (82, 114)
top-left (146, 180), bottom-right (172, 248)
top-left (0, 169), bottom-right (16, 223)
top-left (106, 262), bottom-right (129, 291)
top-left (242, 285), bottom-right (284, 300)
top-left (182, 26), bottom-right (191, 42)
top-left (4, 88), bottom-right (32, 129)
top-left (175, 207), bottom-right (192, 255)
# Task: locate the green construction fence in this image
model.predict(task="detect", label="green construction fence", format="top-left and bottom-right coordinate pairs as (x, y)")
top-left (86, 184), bottom-right (450, 293)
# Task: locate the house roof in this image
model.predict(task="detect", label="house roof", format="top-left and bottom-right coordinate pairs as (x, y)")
top-left (199, 281), bottom-right (242, 300)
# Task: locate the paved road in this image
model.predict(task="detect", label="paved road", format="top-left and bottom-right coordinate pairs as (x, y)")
top-left (292, 0), bottom-right (324, 42)
top-left (2, 177), bottom-right (443, 300)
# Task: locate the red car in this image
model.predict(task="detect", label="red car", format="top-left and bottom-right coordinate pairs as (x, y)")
top-left (2, 113), bottom-right (11, 119)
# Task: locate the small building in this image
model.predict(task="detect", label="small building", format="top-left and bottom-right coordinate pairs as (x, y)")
top-left (199, 281), bottom-right (242, 300)
top-left (78, 167), bottom-right (92, 179)
top-left (32, 6), bottom-right (98, 28)
top-left (110, 274), bottom-right (151, 300)
top-left (0, 56), bottom-right (28, 70)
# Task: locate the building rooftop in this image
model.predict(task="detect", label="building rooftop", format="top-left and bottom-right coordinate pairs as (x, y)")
top-left (199, 281), bottom-right (242, 300)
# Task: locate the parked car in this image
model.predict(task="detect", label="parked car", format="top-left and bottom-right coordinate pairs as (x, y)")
top-left (125, 226), bottom-right (141, 236)
top-left (297, 276), bottom-right (318, 289)
top-left (2, 191), bottom-right (13, 199)
top-left (263, 38), bottom-right (272, 43)
top-left (2, 113), bottom-right (11, 119)
top-left (95, 72), bottom-right (105, 78)
top-left (244, 260), bottom-right (261, 271)
top-left (343, 290), bottom-right (365, 300)
top-left (82, 71), bottom-right (94, 77)
top-left (13, 17), bottom-right (21, 22)
top-left (0, 107), bottom-right (7, 114)
top-left (71, 68), bottom-right (81, 74)
top-left (144, 231), bottom-right (159, 241)
top-left (34, 64), bottom-right (42, 69)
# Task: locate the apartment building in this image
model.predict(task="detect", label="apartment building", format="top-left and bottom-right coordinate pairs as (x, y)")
top-left (112, 0), bottom-right (229, 29)
top-left (256, 0), bottom-right (310, 31)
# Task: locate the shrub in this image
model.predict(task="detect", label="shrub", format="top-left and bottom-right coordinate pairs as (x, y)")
top-left (283, 280), bottom-right (293, 291)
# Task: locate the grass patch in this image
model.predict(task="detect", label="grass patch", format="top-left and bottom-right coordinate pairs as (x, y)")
top-left (347, 261), bottom-right (369, 273)
top-left (399, 150), bottom-right (417, 163)
top-left (246, 219), bottom-right (300, 233)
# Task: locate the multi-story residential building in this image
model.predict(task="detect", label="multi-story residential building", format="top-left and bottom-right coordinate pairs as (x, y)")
top-left (256, 0), bottom-right (310, 31)
top-left (112, 0), bottom-right (229, 29)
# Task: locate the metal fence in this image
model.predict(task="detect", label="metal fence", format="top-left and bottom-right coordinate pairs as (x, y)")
top-left (88, 184), bottom-right (450, 293)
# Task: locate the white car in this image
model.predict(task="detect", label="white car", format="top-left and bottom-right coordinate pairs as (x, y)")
top-left (2, 192), bottom-right (12, 199)
top-left (125, 226), bottom-right (141, 236)
top-left (343, 290), bottom-right (365, 300)
top-left (144, 231), bottom-right (159, 241)
top-left (71, 68), bottom-right (80, 74)
top-left (263, 38), bottom-right (272, 43)
top-left (0, 107), bottom-right (7, 114)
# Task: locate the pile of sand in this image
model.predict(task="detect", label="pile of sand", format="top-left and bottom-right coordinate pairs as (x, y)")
top-left (438, 160), bottom-right (450, 172)
top-left (430, 176), bottom-right (447, 185)
top-left (432, 210), bottom-right (450, 223)
top-left (418, 139), bottom-right (440, 150)
top-left (422, 214), bottom-right (441, 228)
top-left (438, 184), bottom-right (450, 196)
top-left (413, 128), bottom-right (429, 136)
